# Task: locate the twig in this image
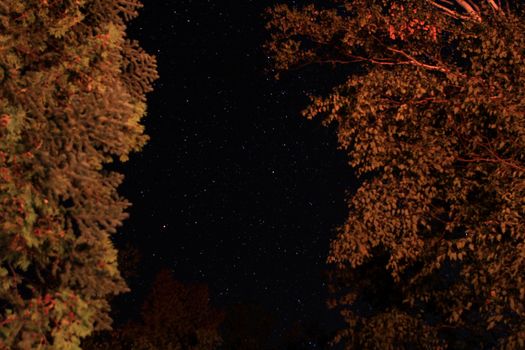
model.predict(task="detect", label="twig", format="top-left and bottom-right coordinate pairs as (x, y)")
top-left (455, 155), bottom-right (525, 171)
top-left (386, 47), bottom-right (460, 76)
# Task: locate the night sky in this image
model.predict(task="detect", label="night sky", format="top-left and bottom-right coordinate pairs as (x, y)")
top-left (110, 0), bottom-right (356, 344)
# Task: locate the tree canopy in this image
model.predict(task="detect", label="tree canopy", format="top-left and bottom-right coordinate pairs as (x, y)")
top-left (266, 0), bottom-right (525, 348)
top-left (0, 0), bottom-right (157, 348)
top-left (83, 269), bottom-right (224, 350)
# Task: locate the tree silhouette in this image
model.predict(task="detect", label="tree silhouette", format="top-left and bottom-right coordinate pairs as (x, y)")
top-left (266, 1), bottom-right (525, 348)
top-left (280, 320), bottom-right (332, 350)
top-left (0, 0), bottom-right (158, 348)
top-left (220, 303), bottom-right (275, 350)
top-left (83, 269), bottom-right (224, 350)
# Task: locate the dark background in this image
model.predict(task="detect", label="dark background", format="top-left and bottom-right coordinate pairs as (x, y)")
top-left (111, 0), bottom-right (356, 346)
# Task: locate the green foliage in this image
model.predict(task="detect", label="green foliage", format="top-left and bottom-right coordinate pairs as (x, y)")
top-left (0, 0), bottom-right (158, 348)
top-left (266, 1), bottom-right (525, 348)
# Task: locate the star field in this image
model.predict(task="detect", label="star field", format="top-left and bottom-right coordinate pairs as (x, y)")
top-left (111, 0), bottom-right (355, 343)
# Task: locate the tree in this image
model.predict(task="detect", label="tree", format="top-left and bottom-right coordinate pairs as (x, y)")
top-left (280, 320), bottom-right (332, 350)
top-left (220, 303), bottom-right (275, 350)
top-left (133, 269), bottom-right (224, 350)
top-left (266, 1), bottom-right (525, 348)
top-left (84, 269), bottom-right (224, 350)
top-left (0, 0), bottom-right (158, 348)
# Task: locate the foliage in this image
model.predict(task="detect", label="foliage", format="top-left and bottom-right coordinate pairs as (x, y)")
top-left (280, 320), bottom-right (332, 350)
top-left (0, 0), bottom-right (158, 348)
top-left (266, 0), bottom-right (525, 348)
top-left (83, 268), bottom-right (224, 350)
top-left (115, 242), bottom-right (143, 281)
top-left (220, 303), bottom-right (275, 350)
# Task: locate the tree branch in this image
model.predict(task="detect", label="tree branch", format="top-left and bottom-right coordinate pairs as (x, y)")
top-left (386, 47), bottom-right (460, 76)
top-left (455, 155), bottom-right (525, 171)
top-left (455, 0), bottom-right (482, 21)
top-left (485, 0), bottom-right (502, 12)
top-left (427, 0), bottom-right (474, 21)
top-left (426, 0), bottom-right (482, 22)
